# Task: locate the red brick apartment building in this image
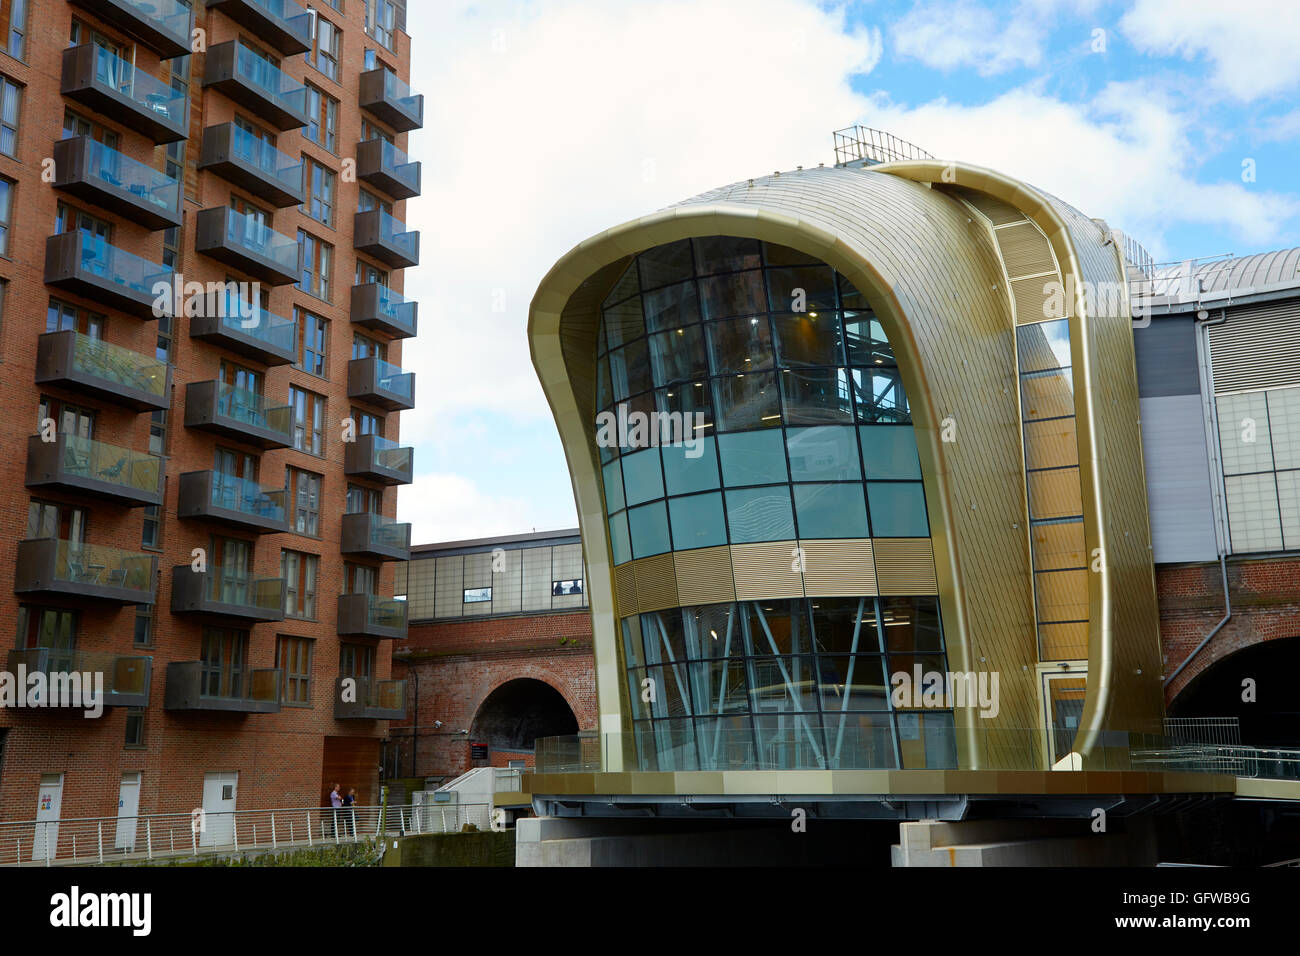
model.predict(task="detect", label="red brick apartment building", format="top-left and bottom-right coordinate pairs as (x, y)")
top-left (391, 531), bottom-right (598, 782)
top-left (0, 0), bottom-right (421, 842)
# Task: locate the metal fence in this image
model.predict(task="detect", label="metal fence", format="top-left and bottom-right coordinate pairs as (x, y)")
top-left (0, 801), bottom-right (494, 867)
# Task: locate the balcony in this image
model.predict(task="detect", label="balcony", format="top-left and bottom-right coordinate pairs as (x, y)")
top-left (61, 44), bottom-right (188, 143)
top-left (36, 330), bottom-right (170, 412)
top-left (206, 0), bottom-right (311, 55)
top-left (356, 139), bottom-right (421, 200)
top-left (337, 593), bottom-right (408, 639)
top-left (171, 565), bottom-right (285, 622)
top-left (184, 380), bottom-right (292, 449)
top-left (189, 287), bottom-right (297, 366)
top-left (195, 206), bottom-right (300, 285)
top-left (333, 677), bottom-right (405, 720)
top-left (351, 283), bottom-right (417, 339)
top-left (44, 232), bottom-right (171, 320)
top-left (344, 434), bottom-right (413, 485)
top-left (354, 209), bottom-right (420, 269)
top-left (68, 0), bottom-right (193, 58)
top-left (202, 40), bottom-right (308, 130)
top-left (198, 123), bottom-right (305, 208)
top-left (53, 136), bottom-right (182, 230)
top-left (165, 661), bottom-right (282, 713)
top-left (359, 68), bottom-right (424, 132)
top-left (7, 649), bottom-right (152, 709)
top-left (340, 512), bottom-right (411, 561)
top-left (347, 356), bottom-right (415, 411)
top-left (14, 538), bottom-right (158, 605)
top-left (26, 434), bottom-right (164, 506)
top-left (178, 471), bottom-right (290, 535)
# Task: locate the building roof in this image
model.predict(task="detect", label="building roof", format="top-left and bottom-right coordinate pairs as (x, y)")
top-left (410, 528), bottom-right (581, 558)
top-left (1134, 247), bottom-right (1300, 311)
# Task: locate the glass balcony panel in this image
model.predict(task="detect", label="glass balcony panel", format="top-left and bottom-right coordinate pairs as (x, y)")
top-left (230, 124), bottom-right (303, 193)
top-left (234, 41), bottom-right (306, 115)
top-left (47, 538), bottom-right (156, 591)
top-left (223, 208), bottom-right (299, 272)
top-left (210, 472), bottom-right (288, 523)
top-left (78, 234), bottom-right (173, 300)
top-left (81, 138), bottom-right (181, 218)
top-left (124, 0), bottom-right (193, 38)
top-left (214, 381), bottom-right (292, 434)
top-left (210, 286), bottom-right (298, 353)
top-left (206, 564), bottom-right (284, 612)
top-left (69, 333), bottom-right (168, 400)
top-left (60, 435), bottom-right (162, 496)
top-left (371, 435), bottom-right (412, 472)
top-left (93, 46), bottom-right (187, 126)
top-left (373, 210), bottom-right (418, 259)
top-left (370, 514), bottom-right (410, 551)
top-left (383, 69), bottom-right (420, 111)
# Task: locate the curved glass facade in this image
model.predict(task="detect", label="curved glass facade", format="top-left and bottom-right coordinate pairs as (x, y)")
top-left (596, 236), bottom-right (929, 564)
top-left (621, 596), bottom-right (955, 770)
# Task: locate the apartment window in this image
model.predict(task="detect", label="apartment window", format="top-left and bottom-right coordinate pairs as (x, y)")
top-left (200, 628), bottom-right (249, 698)
top-left (352, 333), bottom-right (385, 360)
top-left (0, 76), bottom-right (20, 157)
top-left (38, 396), bottom-right (95, 437)
top-left (142, 503), bottom-right (162, 549)
top-left (352, 407), bottom-right (383, 437)
top-left (69, 19), bottom-right (123, 55)
top-left (298, 230), bottom-right (332, 301)
top-left (148, 410), bottom-right (168, 457)
top-left (47, 299), bottom-right (105, 337)
top-left (17, 607), bottom-right (77, 674)
top-left (339, 643), bottom-right (374, 679)
top-left (124, 708), bottom-right (144, 747)
top-left (4, 0), bottom-right (27, 60)
top-left (133, 606), bottom-right (153, 648)
top-left (294, 307), bottom-right (328, 377)
top-left (277, 636), bottom-right (313, 705)
top-left (63, 110), bottom-right (119, 149)
top-left (356, 262), bottom-right (387, 288)
top-left (220, 359), bottom-right (262, 396)
top-left (303, 158), bottom-right (335, 227)
top-left (27, 500), bottom-right (86, 543)
top-left (366, 0), bottom-right (397, 51)
top-left (0, 174), bottom-right (12, 256)
top-left (345, 561), bottom-right (376, 593)
top-left (56, 203), bottom-right (111, 238)
top-left (304, 83), bottom-right (338, 152)
top-left (281, 549), bottom-right (319, 619)
top-left (358, 190), bottom-right (391, 216)
top-left (290, 385), bottom-right (325, 455)
top-left (308, 14), bottom-right (340, 82)
top-left (364, 48), bottom-right (375, 71)
top-left (286, 466), bottom-right (322, 536)
top-left (346, 483), bottom-right (382, 514)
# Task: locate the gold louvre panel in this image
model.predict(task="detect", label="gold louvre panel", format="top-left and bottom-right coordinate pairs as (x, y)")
top-left (673, 545), bottom-right (736, 606)
top-left (958, 189), bottom-right (1026, 226)
top-left (1034, 568), bottom-right (1089, 623)
top-left (1023, 418), bottom-right (1079, 470)
top-left (799, 538), bottom-right (878, 597)
top-left (873, 538), bottom-right (938, 595)
top-left (996, 221), bottom-right (1057, 278)
top-left (730, 541), bottom-right (804, 601)
top-left (632, 553), bottom-right (679, 612)
top-left (1031, 520), bottom-right (1087, 571)
top-left (614, 562), bottom-right (637, 618)
top-left (1039, 622), bottom-right (1090, 661)
top-left (1028, 468), bottom-right (1083, 520)
top-left (1010, 275), bottom-right (1062, 325)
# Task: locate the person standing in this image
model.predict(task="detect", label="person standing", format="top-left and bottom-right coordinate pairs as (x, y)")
top-left (342, 787), bottom-right (357, 837)
top-left (328, 783), bottom-right (343, 837)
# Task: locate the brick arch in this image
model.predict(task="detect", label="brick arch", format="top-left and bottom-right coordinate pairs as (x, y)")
top-left (469, 666), bottom-right (591, 733)
top-left (1166, 618), bottom-right (1300, 703)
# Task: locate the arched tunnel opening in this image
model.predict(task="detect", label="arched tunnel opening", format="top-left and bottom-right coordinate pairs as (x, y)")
top-left (470, 678), bottom-right (579, 752)
top-left (1170, 636), bottom-right (1300, 747)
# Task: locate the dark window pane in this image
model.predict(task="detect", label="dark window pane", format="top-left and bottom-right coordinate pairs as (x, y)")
top-left (657, 382), bottom-right (714, 435)
top-left (852, 367), bottom-right (910, 422)
top-left (713, 371), bottom-right (780, 431)
top-left (602, 296), bottom-right (644, 351)
top-left (764, 242), bottom-right (822, 266)
top-left (699, 271), bottom-right (765, 321)
top-left (643, 279), bottom-right (700, 333)
top-left (843, 311), bottom-right (895, 365)
top-left (765, 266), bottom-right (836, 313)
top-left (782, 367), bottom-right (853, 425)
top-left (637, 239), bottom-right (693, 289)
top-left (648, 326), bottom-right (708, 387)
top-left (706, 315), bottom-right (773, 374)
top-left (693, 235), bottom-right (761, 276)
top-left (772, 312), bottom-right (844, 367)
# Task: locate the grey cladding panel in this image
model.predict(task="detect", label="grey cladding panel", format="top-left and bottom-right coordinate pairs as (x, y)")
top-left (1140, 394), bottom-right (1219, 563)
top-left (1135, 316), bottom-right (1200, 398)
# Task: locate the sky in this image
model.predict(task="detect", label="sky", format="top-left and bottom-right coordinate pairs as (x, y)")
top-left (394, 0), bottom-right (1300, 544)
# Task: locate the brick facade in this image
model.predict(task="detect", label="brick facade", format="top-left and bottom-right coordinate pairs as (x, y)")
top-left (1158, 556), bottom-right (1300, 702)
top-left (391, 611), bottom-right (597, 780)
top-left (0, 0), bottom-right (417, 828)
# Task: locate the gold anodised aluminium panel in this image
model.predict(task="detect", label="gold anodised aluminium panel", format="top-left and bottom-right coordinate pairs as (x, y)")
top-left (872, 538), bottom-right (939, 595)
top-left (1010, 276), bottom-right (1057, 326)
top-left (614, 562), bottom-right (638, 618)
top-left (633, 552), bottom-right (679, 613)
top-left (799, 538), bottom-right (877, 597)
top-left (730, 541), bottom-right (805, 601)
top-left (672, 545), bottom-right (736, 606)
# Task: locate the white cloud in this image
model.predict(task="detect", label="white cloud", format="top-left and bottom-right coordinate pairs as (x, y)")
top-left (397, 473), bottom-right (558, 542)
top-left (891, 0), bottom-right (1046, 74)
top-left (1121, 0), bottom-right (1300, 100)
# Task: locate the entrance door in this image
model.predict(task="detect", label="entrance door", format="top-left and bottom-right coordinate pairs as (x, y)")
top-left (1042, 673), bottom-right (1088, 769)
top-left (114, 771), bottom-right (141, 851)
top-left (200, 771), bottom-right (238, 847)
top-left (32, 774), bottom-right (64, 862)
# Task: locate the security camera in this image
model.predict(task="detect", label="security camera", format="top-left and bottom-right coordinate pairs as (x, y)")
top-left (433, 720), bottom-right (443, 729)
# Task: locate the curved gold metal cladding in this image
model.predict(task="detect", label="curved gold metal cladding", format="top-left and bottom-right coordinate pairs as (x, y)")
top-left (873, 161), bottom-right (1165, 750)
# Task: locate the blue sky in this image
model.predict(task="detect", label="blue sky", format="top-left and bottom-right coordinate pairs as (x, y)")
top-left (395, 0), bottom-right (1300, 544)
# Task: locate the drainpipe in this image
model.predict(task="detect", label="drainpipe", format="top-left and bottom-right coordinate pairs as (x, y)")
top-left (410, 666), bottom-right (419, 779)
top-left (1165, 308), bottom-right (1233, 690)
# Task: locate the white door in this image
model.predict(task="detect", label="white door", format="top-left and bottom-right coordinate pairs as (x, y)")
top-left (32, 774), bottom-right (64, 862)
top-left (114, 772), bottom-right (141, 851)
top-left (200, 772), bottom-right (238, 847)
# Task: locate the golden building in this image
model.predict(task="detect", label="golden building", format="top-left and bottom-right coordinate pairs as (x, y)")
top-left (528, 154), bottom-right (1165, 779)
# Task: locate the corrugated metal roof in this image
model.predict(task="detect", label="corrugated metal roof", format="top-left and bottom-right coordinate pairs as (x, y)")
top-left (1152, 247), bottom-right (1300, 294)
